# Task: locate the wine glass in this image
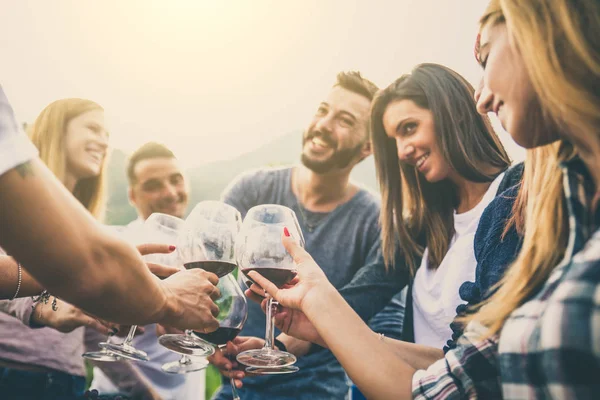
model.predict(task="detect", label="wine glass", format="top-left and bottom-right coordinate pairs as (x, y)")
top-left (235, 204), bottom-right (304, 370)
top-left (179, 201), bottom-right (242, 277)
top-left (100, 213), bottom-right (185, 362)
top-left (189, 273), bottom-right (247, 398)
top-left (82, 331), bottom-right (122, 362)
top-left (158, 201), bottom-right (242, 373)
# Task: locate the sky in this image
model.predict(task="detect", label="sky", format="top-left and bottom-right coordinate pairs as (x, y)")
top-left (0, 0), bottom-right (525, 168)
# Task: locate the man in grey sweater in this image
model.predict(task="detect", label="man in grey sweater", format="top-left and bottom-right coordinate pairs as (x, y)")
top-left (211, 72), bottom-right (407, 399)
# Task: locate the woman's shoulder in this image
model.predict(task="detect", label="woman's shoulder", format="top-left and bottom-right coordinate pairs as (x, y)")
top-left (497, 162), bottom-right (524, 195)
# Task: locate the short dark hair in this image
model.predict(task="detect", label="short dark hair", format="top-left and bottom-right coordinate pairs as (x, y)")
top-left (334, 71), bottom-right (379, 102)
top-left (127, 142), bottom-right (176, 184)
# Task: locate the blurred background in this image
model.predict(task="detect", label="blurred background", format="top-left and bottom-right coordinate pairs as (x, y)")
top-left (1, 0), bottom-right (525, 226)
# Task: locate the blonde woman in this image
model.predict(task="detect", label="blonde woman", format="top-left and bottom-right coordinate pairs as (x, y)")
top-left (0, 88), bottom-right (220, 331)
top-left (246, 0), bottom-right (600, 398)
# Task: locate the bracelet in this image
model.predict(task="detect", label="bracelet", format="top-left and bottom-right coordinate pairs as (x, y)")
top-left (274, 338), bottom-right (287, 353)
top-left (11, 262), bottom-right (22, 300)
top-left (31, 290), bottom-right (52, 311)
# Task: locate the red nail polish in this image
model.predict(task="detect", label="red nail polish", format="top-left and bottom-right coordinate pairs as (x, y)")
top-left (169, 245), bottom-right (176, 251)
top-left (283, 227), bottom-right (290, 237)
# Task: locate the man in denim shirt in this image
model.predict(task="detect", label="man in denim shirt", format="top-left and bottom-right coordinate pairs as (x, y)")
top-left (211, 72), bottom-right (407, 399)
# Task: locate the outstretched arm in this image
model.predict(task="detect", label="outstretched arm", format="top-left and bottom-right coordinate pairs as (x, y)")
top-left (0, 255), bottom-right (43, 298)
top-left (0, 160), bottom-right (220, 330)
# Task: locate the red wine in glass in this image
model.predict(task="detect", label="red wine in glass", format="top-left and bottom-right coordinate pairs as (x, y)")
top-left (193, 327), bottom-right (241, 346)
top-left (241, 266), bottom-right (297, 288)
top-left (184, 260), bottom-right (237, 278)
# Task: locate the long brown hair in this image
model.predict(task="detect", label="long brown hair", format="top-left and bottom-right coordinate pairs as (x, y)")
top-left (471, 0), bottom-right (598, 335)
top-left (371, 63), bottom-right (511, 274)
top-left (29, 98), bottom-right (107, 219)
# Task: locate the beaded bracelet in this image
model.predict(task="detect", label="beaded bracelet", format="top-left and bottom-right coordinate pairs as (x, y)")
top-left (10, 262), bottom-right (22, 300)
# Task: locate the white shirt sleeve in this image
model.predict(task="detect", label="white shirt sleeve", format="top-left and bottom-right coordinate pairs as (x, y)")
top-left (0, 86), bottom-right (38, 177)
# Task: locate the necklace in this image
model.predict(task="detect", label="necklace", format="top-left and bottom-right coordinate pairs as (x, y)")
top-left (295, 201), bottom-right (329, 233)
top-left (293, 171), bottom-right (349, 233)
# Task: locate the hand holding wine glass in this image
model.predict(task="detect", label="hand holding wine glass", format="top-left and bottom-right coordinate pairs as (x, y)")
top-left (158, 201), bottom-right (242, 374)
top-left (235, 204), bottom-right (305, 372)
top-left (246, 232), bottom-right (332, 312)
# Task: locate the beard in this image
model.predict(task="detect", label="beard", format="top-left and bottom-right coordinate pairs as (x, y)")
top-left (300, 131), bottom-right (364, 174)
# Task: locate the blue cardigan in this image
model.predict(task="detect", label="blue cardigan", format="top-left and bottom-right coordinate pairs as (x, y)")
top-left (397, 163), bottom-right (524, 346)
top-left (443, 171), bottom-right (523, 352)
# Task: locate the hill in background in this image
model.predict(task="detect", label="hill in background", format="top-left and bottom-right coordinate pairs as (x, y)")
top-left (104, 131), bottom-right (378, 225)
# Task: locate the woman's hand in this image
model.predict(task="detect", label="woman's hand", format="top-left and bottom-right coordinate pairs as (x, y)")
top-left (136, 243), bottom-right (182, 278)
top-left (31, 298), bottom-right (114, 334)
top-left (246, 233), bottom-right (334, 312)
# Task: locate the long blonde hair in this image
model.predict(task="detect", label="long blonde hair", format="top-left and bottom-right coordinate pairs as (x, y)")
top-left (371, 63), bottom-right (510, 274)
top-left (29, 98), bottom-right (107, 219)
top-left (472, 0), bottom-right (599, 335)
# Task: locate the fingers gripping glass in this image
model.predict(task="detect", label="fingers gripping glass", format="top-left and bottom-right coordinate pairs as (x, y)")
top-left (159, 201), bottom-right (243, 373)
top-left (235, 204), bottom-right (304, 371)
top-left (190, 273), bottom-right (248, 398)
top-left (100, 213), bottom-right (185, 362)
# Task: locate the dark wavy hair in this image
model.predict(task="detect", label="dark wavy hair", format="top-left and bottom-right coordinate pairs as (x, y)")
top-left (371, 63), bottom-right (511, 274)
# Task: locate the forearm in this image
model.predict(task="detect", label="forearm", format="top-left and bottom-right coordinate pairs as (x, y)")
top-left (0, 256), bottom-right (43, 298)
top-left (386, 340), bottom-right (444, 371)
top-left (303, 285), bottom-right (415, 400)
top-left (0, 161), bottom-right (171, 325)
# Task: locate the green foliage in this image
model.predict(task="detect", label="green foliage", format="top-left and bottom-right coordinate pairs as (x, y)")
top-left (206, 365), bottom-right (223, 399)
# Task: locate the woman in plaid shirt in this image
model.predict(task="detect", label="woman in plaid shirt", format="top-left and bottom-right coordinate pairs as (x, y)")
top-left (248, 0), bottom-right (600, 398)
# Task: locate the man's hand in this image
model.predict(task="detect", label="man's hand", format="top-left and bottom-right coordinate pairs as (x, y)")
top-left (207, 336), bottom-right (267, 389)
top-left (159, 268), bottom-right (221, 331)
top-left (31, 298), bottom-right (113, 334)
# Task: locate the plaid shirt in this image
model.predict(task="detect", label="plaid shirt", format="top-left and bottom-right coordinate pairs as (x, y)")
top-left (413, 157), bottom-right (600, 399)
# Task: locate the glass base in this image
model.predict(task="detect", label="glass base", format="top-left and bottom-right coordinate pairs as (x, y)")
top-left (245, 366), bottom-right (299, 375)
top-left (158, 334), bottom-right (215, 357)
top-left (236, 348), bottom-right (297, 368)
top-left (161, 358), bottom-right (208, 374)
top-left (99, 342), bottom-right (149, 362)
top-left (82, 350), bottom-right (121, 362)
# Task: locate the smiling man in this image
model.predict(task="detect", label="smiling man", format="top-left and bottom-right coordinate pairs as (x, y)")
top-left (88, 142), bottom-right (202, 400)
top-left (212, 72), bottom-right (407, 400)
top-left (127, 142), bottom-right (189, 220)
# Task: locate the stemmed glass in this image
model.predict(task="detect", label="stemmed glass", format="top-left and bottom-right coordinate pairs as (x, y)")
top-left (158, 201), bottom-right (242, 373)
top-left (82, 332), bottom-right (121, 362)
top-left (100, 213), bottom-right (185, 362)
top-left (235, 204), bottom-right (304, 371)
top-left (192, 273), bottom-right (247, 399)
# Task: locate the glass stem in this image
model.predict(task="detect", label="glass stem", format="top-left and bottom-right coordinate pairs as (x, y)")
top-left (222, 345), bottom-right (241, 400)
top-left (123, 325), bottom-right (137, 346)
top-left (180, 355), bottom-right (191, 365)
top-left (264, 297), bottom-right (277, 350)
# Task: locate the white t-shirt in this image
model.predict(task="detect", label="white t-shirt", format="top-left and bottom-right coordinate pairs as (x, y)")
top-left (91, 219), bottom-right (206, 400)
top-left (0, 86), bottom-right (38, 177)
top-left (412, 172), bottom-right (505, 349)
